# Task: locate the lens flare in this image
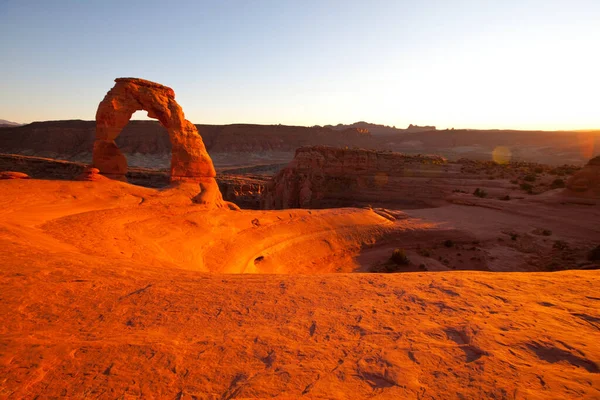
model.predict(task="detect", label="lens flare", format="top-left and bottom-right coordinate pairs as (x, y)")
top-left (492, 146), bottom-right (512, 164)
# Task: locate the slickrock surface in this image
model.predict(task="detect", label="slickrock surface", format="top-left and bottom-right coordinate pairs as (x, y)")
top-left (0, 179), bottom-right (599, 399)
top-left (0, 153), bottom-right (267, 208)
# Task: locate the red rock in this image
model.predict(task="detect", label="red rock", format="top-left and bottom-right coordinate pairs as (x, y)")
top-left (0, 171), bottom-right (30, 179)
top-left (262, 146), bottom-right (447, 209)
top-left (565, 156), bottom-right (600, 196)
top-left (76, 166), bottom-right (106, 181)
top-left (93, 78), bottom-right (232, 208)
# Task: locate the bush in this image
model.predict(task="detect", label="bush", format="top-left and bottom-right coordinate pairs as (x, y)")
top-left (551, 179), bottom-right (565, 189)
top-left (443, 240), bottom-right (455, 248)
top-left (500, 195), bottom-right (511, 201)
top-left (524, 174), bottom-right (537, 182)
top-left (520, 183), bottom-right (534, 193)
top-left (589, 245), bottom-right (600, 261)
top-left (473, 188), bottom-right (487, 198)
top-left (418, 248), bottom-right (431, 257)
top-left (553, 240), bottom-right (568, 250)
top-left (391, 248), bottom-right (410, 265)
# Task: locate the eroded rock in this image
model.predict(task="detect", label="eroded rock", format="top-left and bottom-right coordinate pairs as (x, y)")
top-left (565, 156), bottom-right (600, 197)
top-left (0, 171), bottom-right (30, 180)
top-left (93, 77), bottom-right (232, 208)
top-left (76, 166), bottom-right (106, 182)
top-left (261, 146), bottom-right (448, 209)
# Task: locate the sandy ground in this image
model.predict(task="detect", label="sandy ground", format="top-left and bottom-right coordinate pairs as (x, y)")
top-left (0, 179), bottom-right (599, 399)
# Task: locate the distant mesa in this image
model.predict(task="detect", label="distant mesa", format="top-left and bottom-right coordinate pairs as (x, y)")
top-left (93, 77), bottom-right (235, 208)
top-left (406, 123), bottom-right (436, 133)
top-left (0, 119), bottom-right (22, 128)
top-left (324, 121), bottom-right (436, 136)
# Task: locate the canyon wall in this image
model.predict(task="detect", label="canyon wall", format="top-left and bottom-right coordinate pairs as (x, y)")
top-left (261, 146), bottom-right (453, 209)
top-left (2, 120), bottom-right (599, 166)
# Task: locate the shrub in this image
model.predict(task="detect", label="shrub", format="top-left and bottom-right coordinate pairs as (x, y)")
top-left (551, 179), bottom-right (565, 189)
top-left (418, 248), bottom-right (431, 257)
top-left (391, 248), bottom-right (410, 265)
top-left (473, 188), bottom-right (487, 198)
top-left (443, 240), bottom-right (454, 248)
top-left (524, 174), bottom-right (537, 182)
top-left (500, 195), bottom-right (511, 201)
top-left (589, 245), bottom-right (600, 261)
top-left (520, 183), bottom-right (534, 193)
top-left (534, 167), bottom-right (544, 174)
top-left (542, 229), bottom-right (552, 236)
top-left (553, 240), bottom-right (568, 250)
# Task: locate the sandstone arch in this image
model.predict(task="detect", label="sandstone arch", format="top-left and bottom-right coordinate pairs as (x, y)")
top-left (93, 77), bottom-right (234, 208)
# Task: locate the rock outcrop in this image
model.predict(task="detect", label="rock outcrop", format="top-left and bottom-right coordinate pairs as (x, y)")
top-left (261, 146), bottom-right (448, 209)
top-left (76, 166), bottom-right (106, 182)
top-left (0, 171), bottom-right (30, 179)
top-left (2, 119), bottom-right (598, 166)
top-left (565, 156), bottom-right (600, 197)
top-left (93, 78), bottom-right (232, 208)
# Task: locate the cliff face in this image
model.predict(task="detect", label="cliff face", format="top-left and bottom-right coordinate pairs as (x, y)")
top-left (0, 121), bottom-right (371, 164)
top-left (261, 146), bottom-right (449, 209)
top-left (200, 124), bottom-right (371, 153)
top-left (1, 120), bottom-right (598, 166)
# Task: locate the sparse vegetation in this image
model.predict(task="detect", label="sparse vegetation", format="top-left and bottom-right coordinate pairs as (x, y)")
top-left (500, 195), bottom-right (511, 201)
top-left (443, 240), bottom-right (454, 248)
top-left (473, 188), bottom-right (487, 198)
top-left (520, 183), bottom-right (534, 193)
top-left (553, 240), bottom-right (568, 250)
top-left (589, 245), bottom-right (600, 261)
top-left (391, 248), bottom-right (410, 265)
top-left (551, 179), bottom-right (565, 189)
top-left (523, 174), bottom-right (537, 182)
top-left (417, 248), bottom-right (432, 257)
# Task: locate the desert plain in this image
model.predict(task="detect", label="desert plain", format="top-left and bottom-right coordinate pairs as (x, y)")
top-left (0, 78), bottom-right (599, 399)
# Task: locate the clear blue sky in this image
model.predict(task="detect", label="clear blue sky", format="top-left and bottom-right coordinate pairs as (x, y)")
top-left (1, 0), bottom-right (599, 129)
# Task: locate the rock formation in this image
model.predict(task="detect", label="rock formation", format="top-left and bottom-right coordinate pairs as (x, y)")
top-left (0, 171), bottom-right (30, 179)
top-left (565, 155), bottom-right (600, 197)
top-left (261, 146), bottom-right (448, 209)
top-left (93, 77), bottom-right (234, 208)
top-left (76, 166), bottom-right (106, 182)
